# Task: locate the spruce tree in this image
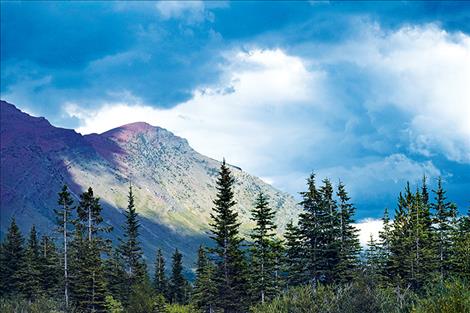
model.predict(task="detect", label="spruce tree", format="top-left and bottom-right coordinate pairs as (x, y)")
top-left (0, 218), bottom-right (25, 297)
top-left (249, 192), bottom-right (280, 303)
top-left (19, 225), bottom-right (42, 301)
top-left (104, 248), bottom-right (127, 303)
top-left (118, 184), bottom-right (147, 301)
top-left (432, 177), bottom-right (458, 281)
top-left (336, 181), bottom-right (361, 283)
top-left (193, 246), bottom-right (216, 313)
top-left (71, 187), bottom-right (110, 312)
top-left (284, 221), bottom-right (304, 287)
top-left (38, 235), bottom-right (60, 297)
top-left (54, 184), bottom-right (75, 309)
top-left (168, 248), bottom-right (187, 304)
top-left (452, 208), bottom-right (470, 279)
top-left (209, 159), bottom-right (247, 313)
top-left (154, 248), bottom-right (168, 297)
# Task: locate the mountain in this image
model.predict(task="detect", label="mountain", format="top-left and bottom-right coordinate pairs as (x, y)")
top-left (0, 100), bottom-right (300, 269)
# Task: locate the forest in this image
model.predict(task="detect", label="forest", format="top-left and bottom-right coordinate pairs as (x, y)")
top-left (0, 160), bottom-right (469, 313)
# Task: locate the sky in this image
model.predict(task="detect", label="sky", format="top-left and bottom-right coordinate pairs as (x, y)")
top-left (1, 1), bottom-right (470, 222)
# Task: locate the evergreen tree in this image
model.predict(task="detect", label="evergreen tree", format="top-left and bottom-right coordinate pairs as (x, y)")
top-left (154, 248), bottom-right (168, 297)
top-left (364, 235), bottom-right (382, 281)
top-left (336, 181), bottom-right (361, 283)
top-left (193, 246), bottom-right (216, 313)
top-left (284, 221), bottom-right (304, 287)
top-left (377, 208), bottom-right (393, 285)
top-left (432, 177), bottom-right (458, 281)
top-left (0, 218), bottom-right (25, 297)
top-left (249, 192), bottom-right (280, 303)
top-left (318, 178), bottom-right (341, 284)
top-left (118, 184), bottom-right (147, 301)
top-left (168, 248), bottom-right (187, 304)
top-left (71, 187), bottom-right (110, 312)
top-left (452, 208), bottom-right (470, 279)
top-left (38, 235), bottom-right (60, 297)
top-left (104, 248), bottom-right (127, 303)
top-left (54, 184), bottom-right (75, 309)
top-left (19, 225), bottom-right (41, 301)
top-left (209, 159), bottom-right (247, 313)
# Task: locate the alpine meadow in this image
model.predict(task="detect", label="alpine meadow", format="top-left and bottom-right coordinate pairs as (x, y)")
top-left (1, 1), bottom-right (470, 313)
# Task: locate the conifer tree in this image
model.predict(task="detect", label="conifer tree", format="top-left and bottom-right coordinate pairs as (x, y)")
top-left (0, 218), bottom-right (25, 297)
top-left (19, 225), bottom-right (42, 301)
top-left (318, 178), bottom-right (341, 284)
top-left (249, 192), bottom-right (280, 303)
top-left (336, 181), bottom-right (361, 283)
top-left (432, 177), bottom-right (458, 281)
top-left (364, 235), bottom-right (382, 281)
top-left (209, 159), bottom-right (247, 313)
top-left (119, 184), bottom-right (147, 301)
top-left (284, 221), bottom-right (304, 287)
top-left (54, 184), bottom-right (75, 309)
top-left (168, 248), bottom-right (187, 304)
top-left (193, 246), bottom-right (216, 313)
top-left (154, 248), bottom-right (168, 297)
top-left (452, 208), bottom-right (470, 279)
top-left (104, 248), bottom-right (127, 303)
top-left (71, 187), bottom-right (110, 312)
top-left (38, 235), bottom-right (60, 297)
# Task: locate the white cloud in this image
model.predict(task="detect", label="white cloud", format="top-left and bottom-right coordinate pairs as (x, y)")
top-left (353, 218), bottom-right (383, 247)
top-left (65, 24), bottom-right (469, 208)
top-left (155, 1), bottom-right (208, 23)
top-left (67, 48), bottom-right (328, 176)
top-left (327, 24), bottom-right (470, 163)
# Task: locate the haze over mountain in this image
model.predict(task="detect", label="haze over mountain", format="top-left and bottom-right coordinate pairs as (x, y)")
top-left (0, 100), bottom-right (300, 267)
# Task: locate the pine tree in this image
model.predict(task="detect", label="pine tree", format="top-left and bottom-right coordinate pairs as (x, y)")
top-left (249, 192), bottom-right (280, 303)
top-left (71, 187), bottom-right (110, 312)
top-left (0, 218), bottom-right (25, 297)
top-left (54, 184), bottom-right (75, 309)
top-left (19, 225), bottom-right (42, 301)
top-left (452, 208), bottom-right (470, 279)
top-left (319, 178), bottom-right (341, 284)
top-left (364, 235), bottom-right (382, 281)
top-left (104, 248), bottom-right (127, 303)
top-left (118, 184), bottom-right (147, 302)
top-left (168, 248), bottom-right (187, 304)
top-left (154, 248), bottom-right (168, 297)
top-left (193, 246), bottom-right (216, 313)
top-left (209, 159), bottom-right (247, 313)
top-left (432, 177), bottom-right (458, 281)
top-left (336, 181), bottom-right (361, 283)
top-left (38, 235), bottom-right (60, 297)
top-left (284, 221), bottom-right (304, 287)
top-left (377, 208), bottom-right (393, 285)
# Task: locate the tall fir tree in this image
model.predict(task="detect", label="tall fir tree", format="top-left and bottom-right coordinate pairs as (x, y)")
top-left (168, 248), bottom-right (187, 304)
top-left (104, 248), bottom-right (127, 303)
top-left (118, 184), bottom-right (147, 302)
top-left (154, 248), bottom-right (168, 297)
top-left (71, 187), bottom-right (110, 312)
top-left (452, 208), bottom-right (470, 279)
top-left (249, 192), bottom-right (280, 303)
top-left (38, 235), bottom-right (60, 297)
top-left (19, 225), bottom-right (41, 301)
top-left (431, 177), bottom-right (458, 281)
top-left (284, 221), bottom-right (305, 287)
top-left (336, 181), bottom-right (361, 283)
top-left (193, 246), bottom-right (217, 313)
top-left (0, 218), bottom-right (25, 297)
top-left (209, 159), bottom-right (247, 313)
top-left (54, 184), bottom-right (75, 309)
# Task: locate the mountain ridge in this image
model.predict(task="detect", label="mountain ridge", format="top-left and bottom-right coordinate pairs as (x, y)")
top-left (0, 100), bottom-right (301, 268)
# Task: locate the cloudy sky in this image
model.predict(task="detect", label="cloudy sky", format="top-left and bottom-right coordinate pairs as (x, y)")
top-left (1, 1), bottom-right (469, 221)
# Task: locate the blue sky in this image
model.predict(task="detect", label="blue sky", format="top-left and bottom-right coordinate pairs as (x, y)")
top-left (1, 1), bottom-right (469, 220)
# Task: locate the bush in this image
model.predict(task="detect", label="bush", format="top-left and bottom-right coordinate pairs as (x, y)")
top-left (0, 296), bottom-right (63, 313)
top-left (412, 279), bottom-right (470, 313)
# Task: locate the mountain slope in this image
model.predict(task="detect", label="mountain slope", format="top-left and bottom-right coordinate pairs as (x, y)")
top-left (0, 100), bottom-right (300, 268)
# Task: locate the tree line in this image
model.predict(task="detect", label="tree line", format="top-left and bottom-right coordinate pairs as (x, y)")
top-left (0, 161), bottom-right (469, 312)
